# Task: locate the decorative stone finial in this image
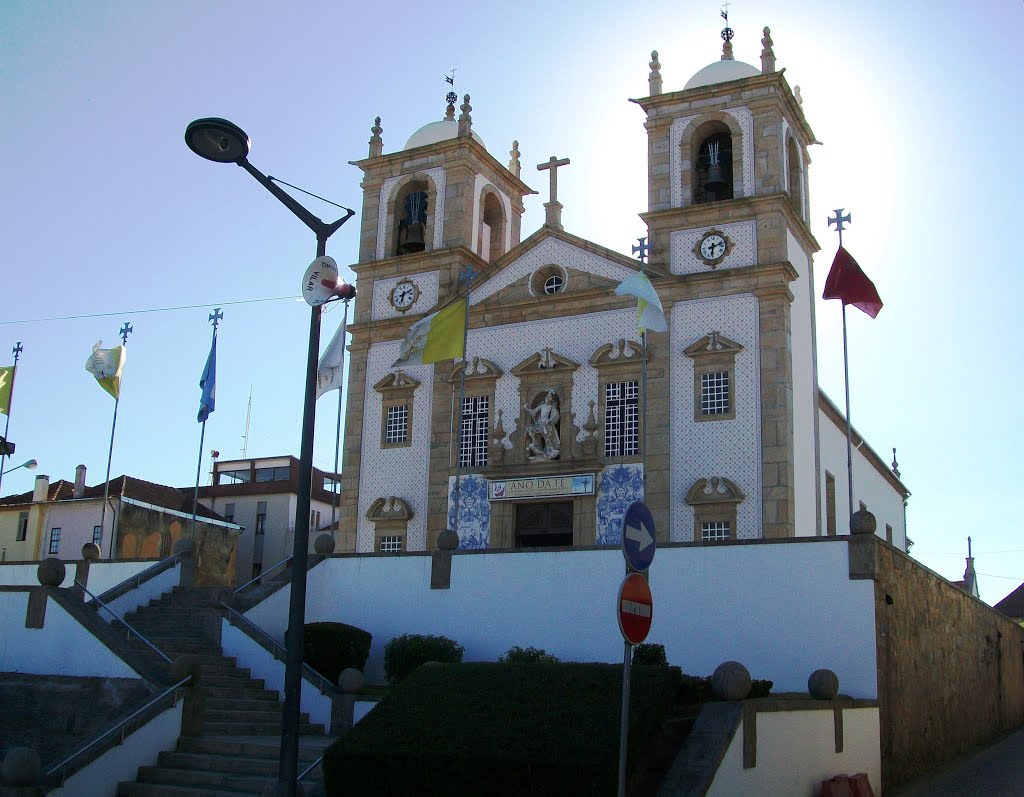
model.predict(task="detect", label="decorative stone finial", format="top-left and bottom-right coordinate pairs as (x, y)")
top-left (649, 50), bottom-right (662, 95)
top-left (891, 447), bottom-right (900, 478)
top-left (760, 26), bottom-right (776, 73)
top-left (37, 557), bottom-right (65, 587)
top-left (711, 661), bottom-right (751, 701)
top-left (794, 85), bottom-right (804, 106)
top-left (808, 669), bottom-right (840, 700)
top-left (368, 116), bottom-right (383, 158)
top-left (444, 101), bottom-right (455, 121)
top-left (437, 528), bottom-right (460, 551)
top-left (850, 509), bottom-right (877, 536)
top-left (314, 533), bottom-right (336, 555)
top-left (2, 746), bottom-right (42, 787)
top-left (508, 140), bottom-right (521, 178)
top-left (458, 94), bottom-right (473, 137)
top-left (721, 39), bottom-right (734, 60)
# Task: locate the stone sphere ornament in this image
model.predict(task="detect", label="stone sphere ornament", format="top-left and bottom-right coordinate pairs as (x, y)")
top-left (711, 660), bottom-right (752, 701)
top-left (437, 528), bottom-right (459, 551)
top-left (338, 668), bottom-right (366, 693)
top-left (170, 654), bottom-right (203, 686)
top-left (3, 746), bottom-right (42, 786)
top-left (850, 510), bottom-right (877, 535)
top-left (314, 534), bottom-right (336, 555)
top-left (81, 542), bottom-right (101, 561)
top-left (37, 557), bottom-right (66, 587)
top-left (808, 668), bottom-right (840, 700)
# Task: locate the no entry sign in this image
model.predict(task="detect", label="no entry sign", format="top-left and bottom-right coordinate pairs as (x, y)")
top-left (617, 572), bottom-right (653, 645)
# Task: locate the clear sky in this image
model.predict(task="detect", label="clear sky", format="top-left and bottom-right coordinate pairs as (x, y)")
top-left (2, 1), bottom-right (1021, 603)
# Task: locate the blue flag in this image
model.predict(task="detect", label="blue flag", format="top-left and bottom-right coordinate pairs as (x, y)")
top-left (197, 335), bottom-right (217, 423)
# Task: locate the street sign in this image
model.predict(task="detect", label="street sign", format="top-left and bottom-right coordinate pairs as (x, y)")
top-left (620, 500), bottom-right (656, 572)
top-left (617, 572), bottom-right (653, 645)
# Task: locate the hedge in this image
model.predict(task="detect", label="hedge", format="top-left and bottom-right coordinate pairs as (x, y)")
top-left (383, 634), bottom-right (464, 685)
top-left (498, 645), bottom-right (560, 664)
top-left (302, 622), bottom-right (372, 684)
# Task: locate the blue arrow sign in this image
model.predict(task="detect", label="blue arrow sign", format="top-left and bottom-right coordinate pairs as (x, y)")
top-left (621, 500), bottom-right (656, 572)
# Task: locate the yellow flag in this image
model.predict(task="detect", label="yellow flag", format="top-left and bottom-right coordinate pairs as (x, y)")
top-left (85, 341), bottom-right (127, 399)
top-left (0, 366), bottom-right (14, 416)
top-left (392, 299), bottom-right (467, 367)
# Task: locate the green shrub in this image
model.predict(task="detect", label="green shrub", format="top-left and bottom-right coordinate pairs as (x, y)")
top-left (677, 674), bottom-right (712, 704)
top-left (383, 634), bottom-right (464, 684)
top-left (498, 646), bottom-right (560, 664)
top-left (302, 622), bottom-right (372, 684)
top-left (750, 679), bottom-right (774, 699)
top-left (632, 643), bottom-right (668, 666)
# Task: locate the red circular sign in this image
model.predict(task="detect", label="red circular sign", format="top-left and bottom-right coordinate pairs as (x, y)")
top-left (617, 572), bottom-right (653, 645)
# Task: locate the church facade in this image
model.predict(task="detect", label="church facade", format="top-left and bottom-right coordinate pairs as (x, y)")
top-left (336, 28), bottom-right (909, 554)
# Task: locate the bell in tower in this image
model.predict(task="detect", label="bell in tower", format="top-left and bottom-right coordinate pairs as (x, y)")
top-left (397, 190), bottom-right (427, 254)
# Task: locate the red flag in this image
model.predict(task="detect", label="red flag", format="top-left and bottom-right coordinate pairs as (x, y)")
top-left (822, 247), bottom-right (882, 318)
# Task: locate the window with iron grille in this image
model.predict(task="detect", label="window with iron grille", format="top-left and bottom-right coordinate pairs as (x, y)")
top-left (701, 521), bottom-right (731, 542)
top-left (701, 371), bottom-right (730, 415)
top-left (385, 403), bottom-right (409, 444)
top-left (604, 380), bottom-right (639, 458)
top-left (48, 527), bottom-right (61, 555)
top-left (378, 535), bottom-right (403, 553)
top-left (459, 395), bottom-right (489, 468)
top-left (92, 525), bottom-right (102, 547)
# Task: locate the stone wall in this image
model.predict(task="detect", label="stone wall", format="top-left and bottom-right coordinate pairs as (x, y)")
top-left (861, 537), bottom-right (1024, 789)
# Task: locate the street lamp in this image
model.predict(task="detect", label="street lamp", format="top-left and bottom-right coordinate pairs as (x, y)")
top-left (185, 117), bottom-right (354, 796)
top-left (0, 458), bottom-right (37, 477)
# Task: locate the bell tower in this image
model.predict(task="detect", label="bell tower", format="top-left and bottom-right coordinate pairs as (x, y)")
top-left (634, 22), bottom-right (822, 538)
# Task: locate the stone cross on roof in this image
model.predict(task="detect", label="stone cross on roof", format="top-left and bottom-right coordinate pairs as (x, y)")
top-left (537, 155), bottom-right (570, 230)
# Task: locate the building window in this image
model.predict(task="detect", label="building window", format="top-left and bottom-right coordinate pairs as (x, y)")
top-left (310, 509), bottom-right (321, 530)
top-left (255, 501), bottom-right (267, 535)
top-left (384, 403), bottom-right (409, 444)
top-left (16, 512), bottom-right (28, 542)
top-left (252, 562), bottom-right (262, 580)
top-left (394, 180), bottom-right (430, 256)
top-left (48, 528), bottom-right (61, 555)
top-left (220, 469), bottom-right (251, 484)
top-left (224, 503), bottom-right (235, 524)
top-left (378, 535), bottom-right (403, 553)
top-left (825, 472), bottom-right (836, 536)
top-left (685, 331), bottom-right (742, 422)
top-left (702, 521), bottom-right (731, 542)
top-left (92, 526), bottom-right (102, 547)
top-left (693, 127), bottom-right (734, 204)
top-left (544, 274), bottom-right (564, 294)
top-left (886, 524), bottom-right (893, 544)
top-left (459, 395), bottom-right (489, 468)
top-left (530, 265), bottom-right (567, 297)
top-left (478, 189), bottom-right (506, 263)
top-left (256, 466), bottom-right (290, 482)
top-left (786, 136), bottom-right (803, 218)
top-left (604, 380), bottom-right (639, 458)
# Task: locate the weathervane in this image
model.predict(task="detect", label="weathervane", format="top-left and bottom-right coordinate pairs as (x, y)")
top-left (720, 3), bottom-right (734, 42)
top-left (445, 67), bottom-right (458, 107)
top-left (119, 322), bottom-right (133, 345)
top-left (827, 208), bottom-right (851, 247)
top-left (632, 237), bottom-right (650, 270)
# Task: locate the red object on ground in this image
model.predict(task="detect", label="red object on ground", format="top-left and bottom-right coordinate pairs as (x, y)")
top-left (822, 247), bottom-right (883, 318)
top-left (820, 772), bottom-right (875, 797)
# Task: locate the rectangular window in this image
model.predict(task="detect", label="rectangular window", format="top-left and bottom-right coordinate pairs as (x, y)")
top-left (385, 403), bottom-right (409, 444)
top-left (886, 524), bottom-right (893, 544)
top-left (48, 527), bottom-right (61, 555)
top-left (604, 380), bottom-right (639, 458)
top-left (92, 525), bottom-right (102, 547)
top-left (224, 503), bottom-right (235, 524)
top-left (310, 509), bottom-right (321, 530)
top-left (701, 521), bottom-right (731, 542)
top-left (458, 395), bottom-right (489, 468)
top-left (825, 472), bottom-right (836, 536)
top-left (16, 512), bottom-right (28, 542)
top-left (700, 371), bottom-right (731, 416)
top-left (220, 469), bottom-right (251, 484)
top-left (378, 535), bottom-right (403, 553)
top-left (255, 501), bottom-right (267, 535)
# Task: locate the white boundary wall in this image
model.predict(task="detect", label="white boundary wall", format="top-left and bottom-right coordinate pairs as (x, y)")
top-left (708, 707), bottom-right (881, 796)
top-left (245, 540), bottom-right (877, 695)
top-left (0, 560), bottom-right (156, 590)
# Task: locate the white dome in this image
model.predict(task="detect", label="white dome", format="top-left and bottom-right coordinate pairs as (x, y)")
top-left (684, 59), bottom-right (761, 90)
top-left (404, 119), bottom-right (486, 151)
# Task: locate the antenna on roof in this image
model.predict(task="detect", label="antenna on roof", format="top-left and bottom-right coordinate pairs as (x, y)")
top-left (241, 386), bottom-right (253, 458)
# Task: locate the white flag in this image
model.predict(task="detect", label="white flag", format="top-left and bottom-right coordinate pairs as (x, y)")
top-left (316, 320), bottom-right (347, 399)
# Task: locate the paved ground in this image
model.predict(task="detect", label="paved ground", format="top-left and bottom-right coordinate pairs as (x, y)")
top-left (888, 727), bottom-right (1024, 796)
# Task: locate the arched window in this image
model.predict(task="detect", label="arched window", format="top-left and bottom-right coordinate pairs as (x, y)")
top-left (786, 137), bottom-right (803, 217)
top-left (478, 190), bottom-right (506, 262)
top-left (693, 124), bottom-right (734, 204)
top-left (394, 179), bottom-right (429, 256)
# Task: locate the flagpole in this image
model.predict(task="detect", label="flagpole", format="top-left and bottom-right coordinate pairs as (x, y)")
top-left (101, 322), bottom-right (132, 559)
top-left (192, 309), bottom-right (222, 538)
top-left (827, 209), bottom-right (856, 526)
top-left (0, 342), bottom-right (24, 500)
top-left (450, 268), bottom-right (474, 542)
top-left (330, 297), bottom-right (351, 535)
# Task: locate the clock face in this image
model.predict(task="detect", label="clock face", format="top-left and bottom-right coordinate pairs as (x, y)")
top-left (390, 280), bottom-right (418, 311)
top-left (699, 233), bottom-right (727, 262)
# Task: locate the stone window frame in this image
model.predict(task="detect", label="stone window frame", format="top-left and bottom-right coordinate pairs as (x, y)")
top-left (682, 114), bottom-right (745, 205)
top-left (373, 370), bottom-right (421, 450)
top-left (446, 357), bottom-right (504, 471)
top-left (477, 185), bottom-right (507, 263)
top-left (366, 496), bottom-right (413, 553)
top-left (686, 477), bottom-right (745, 542)
top-left (589, 339), bottom-right (649, 465)
top-left (529, 264), bottom-right (568, 297)
top-left (510, 349), bottom-right (580, 465)
top-left (684, 331), bottom-right (743, 423)
top-left (385, 173), bottom-right (439, 258)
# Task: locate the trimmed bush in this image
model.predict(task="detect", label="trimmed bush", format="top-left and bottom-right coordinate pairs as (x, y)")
top-left (383, 634), bottom-right (464, 684)
top-left (632, 643), bottom-right (668, 666)
top-left (302, 622), bottom-right (372, 685)
top-left (498, 646), bottom-right (560, 664)
top-left (675, 674), bottom-right (774, 703)
top-left (750, 678), bottom-right (774, 699)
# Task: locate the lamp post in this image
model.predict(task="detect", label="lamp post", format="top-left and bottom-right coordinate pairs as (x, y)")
top-left (0, 458), bottom-right (37, 477)
top-left (185, 117), bottom-right (354, 796)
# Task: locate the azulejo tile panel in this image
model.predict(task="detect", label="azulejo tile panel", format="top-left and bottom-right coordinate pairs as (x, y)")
top-left (670, 221), bottom-right (756, 275)
top-left (371, 270), bottom-right (440, 321)
top-left (595, 464), bottom-right (645, 545)
top-left (375, 166), bottom-right (447, 261)
top-left (447, 475), bottom-right (490, 549)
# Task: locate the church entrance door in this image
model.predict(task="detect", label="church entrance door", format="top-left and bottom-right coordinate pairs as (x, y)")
top-left (515, 501), bottom-right (573, 548)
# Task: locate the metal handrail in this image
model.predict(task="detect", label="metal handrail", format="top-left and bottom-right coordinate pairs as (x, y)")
top-left (76, 580), bottom-right (172, 664)
top-left (45, 676), bottom-right (191, 782)
top-left (92, 547), bottom-right (187, 604)
top-left (297, 753), bottom-right (324, 782)
top-left (219, 601), bottom-right (334, 694)
top-left (233, 554), bottom-right (292, 594)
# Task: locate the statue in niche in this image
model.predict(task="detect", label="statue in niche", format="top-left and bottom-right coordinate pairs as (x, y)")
top-left (524, 389), bottom-right (561, 461)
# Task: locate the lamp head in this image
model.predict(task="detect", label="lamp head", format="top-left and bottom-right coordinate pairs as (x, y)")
top-left (185, 117), bottom-right (251, 163)
top-left (24, 459), bottom-right (38, 471)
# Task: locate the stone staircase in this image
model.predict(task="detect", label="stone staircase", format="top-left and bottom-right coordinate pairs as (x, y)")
top-left (109, 586), bottom-right (330, 796)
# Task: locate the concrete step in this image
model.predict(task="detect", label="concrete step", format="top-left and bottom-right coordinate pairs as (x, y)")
top-left (177, 736), bottom-right (328, 760)
top-left (202, 720), bottom-right (325, 736)
top-left (204, 708), bottom-right (284, 724)
top-left (203, 686), bottom-right (278, 702)
top-left (201, 675), bottom-right (264, 690)
top-left (157, 752), bottom-right (279, 777)
top-left (118, 781), bottom-right (246, 797)
top-left (136, 765), bottom-right (274, 793)
top-left (206, 698), bottom-right (282, 712)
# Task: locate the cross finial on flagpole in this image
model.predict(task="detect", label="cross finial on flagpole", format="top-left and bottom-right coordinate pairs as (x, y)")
top-left (459, 264), bottom-right (477, 287)
top-left (828, 208), bottom-right (851, 247)
top-left (632, 237), bottom-right (650, 267)
top-left (119, 322), bottom-right (133, 345)
top-left (209, 308), bottom-right (224, 329)
top-left (12, 342), bottom-right (23, 362)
